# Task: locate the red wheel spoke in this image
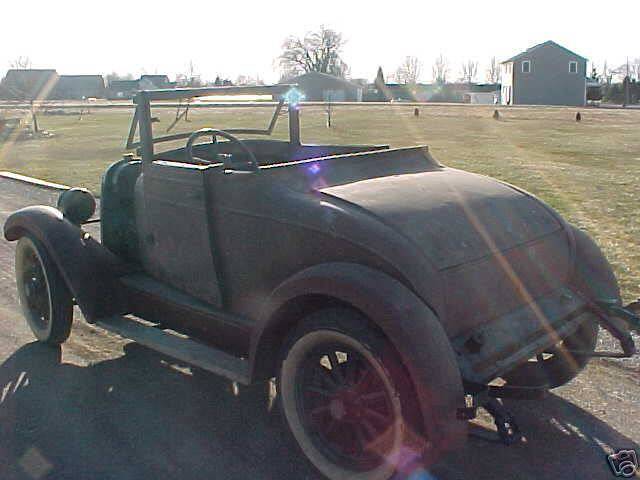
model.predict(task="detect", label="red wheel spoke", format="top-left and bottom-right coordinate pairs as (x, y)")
top-left (310, 404), bottom-right (330, 417)
top-left (295, 340), bottom-right (395, 471)
top-left (324, 418), bottom-right (338, 436)
top-left (355, 367), bottom-right (372, 391)
top-left (361, 418), bottom-right (378, 440)
top-left (305, 385), bottom-right (332, 397)
top-left (363, 407), bottom-right (391, 424)
top-left (345, 357), bottom-right (360, 385)
top-left (360, 391), bottom-right (387, 403)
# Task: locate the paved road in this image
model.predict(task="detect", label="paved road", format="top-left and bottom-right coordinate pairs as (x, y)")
top-left (0, 177), bottom-right (638, 480)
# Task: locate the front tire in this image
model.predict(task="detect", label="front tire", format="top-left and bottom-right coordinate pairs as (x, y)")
top-left (15, 236), bottom-right (73, 345)
top-left (278, 308), bottom-right (422, 480)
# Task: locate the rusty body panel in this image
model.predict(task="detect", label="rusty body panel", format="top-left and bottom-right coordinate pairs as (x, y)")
top-left (5, 86), bottom-right (638, 468)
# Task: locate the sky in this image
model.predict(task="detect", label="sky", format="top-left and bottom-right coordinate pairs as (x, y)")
top-left (1, 0), bottom-right (637, 84)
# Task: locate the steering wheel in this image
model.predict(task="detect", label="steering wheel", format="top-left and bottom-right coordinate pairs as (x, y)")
top-left (185, 128), bottom-right (259, 172)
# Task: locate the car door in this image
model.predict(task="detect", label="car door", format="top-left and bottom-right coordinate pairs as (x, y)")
top-left (138, 160), bottom-right (223, 307)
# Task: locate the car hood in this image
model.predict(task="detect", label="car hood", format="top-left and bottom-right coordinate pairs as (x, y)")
top-left (320, 168), bottom-right (563, 270)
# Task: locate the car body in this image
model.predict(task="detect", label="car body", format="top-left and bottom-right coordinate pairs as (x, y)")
top-left (4, 85), bottom-right (639, 479)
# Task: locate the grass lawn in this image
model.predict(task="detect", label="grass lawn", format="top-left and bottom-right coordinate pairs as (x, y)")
top-left (1, 103), bottom-right (639, 300)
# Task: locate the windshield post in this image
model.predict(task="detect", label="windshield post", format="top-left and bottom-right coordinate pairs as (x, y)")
top-left (136, 91), bottom-right (154, 163)
top-left (289, 104), bottom-right (301, 146)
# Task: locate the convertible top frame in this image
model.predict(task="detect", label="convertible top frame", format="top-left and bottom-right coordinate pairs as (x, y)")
top-left (126, 84), bottom-right (300, 162)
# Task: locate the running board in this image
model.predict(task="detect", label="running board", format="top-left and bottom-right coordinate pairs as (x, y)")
top-left (95, 316), bottom-right (250, 385)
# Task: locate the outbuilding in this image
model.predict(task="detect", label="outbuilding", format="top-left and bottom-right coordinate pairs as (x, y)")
top-left (281, 72), bottom-right (363, 102)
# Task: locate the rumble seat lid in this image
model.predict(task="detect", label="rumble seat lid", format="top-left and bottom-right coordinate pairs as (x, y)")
top-left (321, 168), bottom-right (563, 270)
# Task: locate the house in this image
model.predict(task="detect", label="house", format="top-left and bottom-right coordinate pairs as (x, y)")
top-left (139, 75), bottom-right (172, 90)
top-left (463, 83), bottom-right (501, 104)
top-left (501, 40), bottom-right (587, 106)
top-left (381, 84), bottom-right (438, 102)
top-left (280, 72), bottom-right (363, 102)
top-left (107, 75), bottom-right (174, 100)
top-left (106, 79), bottom-right (140, 100)
top-left (51, 75), bottom-right (106, 99)
top-left (464, 92), bottom-right (498, 104)
top-left (0, 69), bottom-right (59, 100)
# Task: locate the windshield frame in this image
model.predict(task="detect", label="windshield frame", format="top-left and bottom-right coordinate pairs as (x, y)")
top-left (127, 85), bottom-right (299, 163)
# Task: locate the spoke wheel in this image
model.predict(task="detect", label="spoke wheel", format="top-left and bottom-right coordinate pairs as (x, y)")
top-left (297, 344), bottom-right (396, 471)
top-left (15, 237), bottom-right (73, 345)
top-left (279, 309), bottom-right (419, 480)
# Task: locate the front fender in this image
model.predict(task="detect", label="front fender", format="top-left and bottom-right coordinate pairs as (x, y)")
top-left (4, 206), bottom-right (128, 321)
top-left (251, 262), bottom-right (466, 455)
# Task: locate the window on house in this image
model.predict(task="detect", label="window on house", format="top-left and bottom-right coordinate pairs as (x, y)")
top-left (522, 60), bottom-right (531, 73)
top-left (569, 61), bottom-right (578, 74)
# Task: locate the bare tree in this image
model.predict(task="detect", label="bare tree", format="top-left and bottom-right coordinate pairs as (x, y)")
top-left (432, 54), bottom-right (449, 84)
top-left (602, 61), bottom-right (612, 85)
top-left (279, 26), bottom-right (349, 78)
top-left (461, 60), bottom-right (478, 84)
top-left (10, 56), bottom-right (31, 69)
top-left (176, 60), bottom-right (203, 87)
top-left (395, 56), bottom-right (422, 84)
top-left (486, 56), bottom-right (501, 83)
top-left (234, 74), bottom-right (264, 86)
top-left (105, 72), bottom-right (134, 84)
top-left (630, 58), bottom-right (640, 80)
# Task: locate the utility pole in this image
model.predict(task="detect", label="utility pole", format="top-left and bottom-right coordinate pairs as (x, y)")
top-left (623, 57), bottom-right (631, 108)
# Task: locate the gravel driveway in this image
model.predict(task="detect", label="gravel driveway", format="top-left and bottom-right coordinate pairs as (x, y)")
top-left (0, 176), bottom-right (637, 480)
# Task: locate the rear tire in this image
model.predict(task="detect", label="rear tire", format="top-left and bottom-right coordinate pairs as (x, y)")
top-left (15, 236), bottom-right (73, 345)
top-left (503, 318), bottom-right (599, 389)
top-left (277, 308), bottom-right (423, 480)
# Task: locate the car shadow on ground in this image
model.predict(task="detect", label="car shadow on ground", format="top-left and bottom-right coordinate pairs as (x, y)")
top-left (0, 342), bottom-right (635, 480)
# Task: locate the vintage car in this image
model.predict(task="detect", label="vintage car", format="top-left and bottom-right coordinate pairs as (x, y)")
top-left (4, 85), bottom-right (639, 479)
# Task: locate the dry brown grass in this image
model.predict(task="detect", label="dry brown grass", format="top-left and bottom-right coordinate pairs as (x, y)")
top-left (1, 103), bottom-right (639, 300)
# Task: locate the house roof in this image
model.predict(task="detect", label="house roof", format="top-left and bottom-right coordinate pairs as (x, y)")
top-left (140, 74), bottom-right (169, 81)
top-left (4, 68), bottom-right (57, 77)
top-left (56, 75), bottom-right (105, 87)
top-left (502, 40), bottom-right (587, 63)
top-left (282, 71), bottom-right (361, 90)
top-left (0, 69), bottom-right (59, 100)
top-left (51, 75), bottom-right (105, 98)
top-left (109, 80), bottom-right (139, 89)
top-left (140, 74), bottom-right (170, 86)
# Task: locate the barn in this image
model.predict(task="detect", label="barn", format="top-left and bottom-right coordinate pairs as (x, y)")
top-left (139, 75), bottom-right (172, 90)
top-left (280, 72), bottom-right (363, 102)
top-left (106, 80), bottom-right (140, 100)
top-left (0, 69), bottom-right (59, 100)
top-left (51, 75), bottom-right (106, 99)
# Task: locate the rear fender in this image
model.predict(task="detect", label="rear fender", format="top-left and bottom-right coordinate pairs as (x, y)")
top-left (251, 262), bottom-right (466, 455)
top-left (570, 226), bottom-right (621, 302)
top-left (4, 206), bottom-right (128, 321)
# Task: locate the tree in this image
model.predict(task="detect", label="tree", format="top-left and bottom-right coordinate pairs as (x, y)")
top-left (630, 58), bottom-right (640, 80)
top-left (602, 61), bottom-right (612, 85)
top-left (461, 60), bottom-right (478, 84)
top-left (105, 72), bottom-right (134, 84)
top-left (395, 56), bottom-right (422, 84)
top-left (375, 66), bottom-right (385, 88)
top-left (234, 74), bottom-right (264, 86)
top-left (432, 54), bottom-right (449, 84)
top-left (486, 56), bottom-right (501, 84)
top-left (176, 60), bottom-right (203, 87)
top-left (279, 26), bottom-right (349, 78)
top-left (10, 56), bottom-right (31, 69)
